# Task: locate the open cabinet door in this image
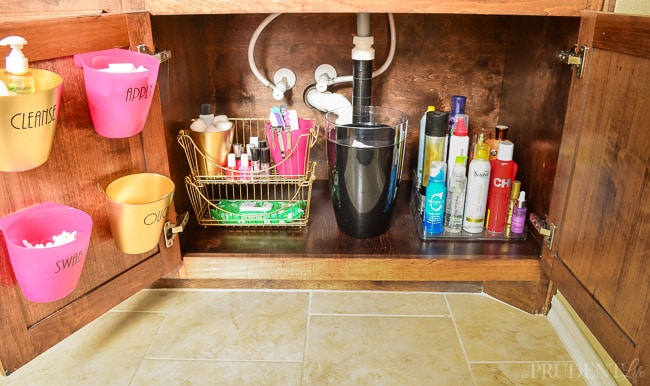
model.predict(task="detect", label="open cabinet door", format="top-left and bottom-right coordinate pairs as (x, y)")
top-left (543, 11), bottom-right (650, 382)
top-left (0, 13), bottom-right (181, 375)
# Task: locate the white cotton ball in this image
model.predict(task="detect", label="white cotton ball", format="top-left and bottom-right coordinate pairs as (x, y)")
top-left (190, 119), bottom-right (208, 132)
top-left (213, 115), bottom-right (229, 124)
top-left (216, 120), bottom-right (233, 132)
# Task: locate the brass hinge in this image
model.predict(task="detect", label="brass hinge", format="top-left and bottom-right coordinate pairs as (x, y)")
top-left (557, 44), bottom-right (588, 79)
top-left (529, 213), bottom-right (557, 251)
top-left (164, 211), bottom-right (189, 248)
top-left (137, 44), bottom-right (172, 63)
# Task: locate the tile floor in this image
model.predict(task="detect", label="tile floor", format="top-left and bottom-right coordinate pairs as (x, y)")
top-left (1, 289), bottom-right (588, 385)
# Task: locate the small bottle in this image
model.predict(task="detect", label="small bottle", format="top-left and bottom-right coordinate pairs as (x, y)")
top-left (251, 147), bottom-right (260, 173)
top-left (260, 146), bottom-right (271, 175)
top-left (239, 153), bottom-right (251, 180)
top-left (233, 143), bottom-right (243, 169)
top-left (423, 161), bottom-right (446, 235)
top-left (486, 141), bottom-right (518, 233)
top-left (199, 103), bottom-right (214, 127)
top-left (416, 105), bottom-right (436, 189)
top-left (444, 156), bottom-right (467, 233)
top-left (511, 191), bottom-right (527, 234)
top-left (488, 125), bottom-right (509, 161)
top-left (446, 114), bottom-right (469, 188)
top-left (463, 140), bottom-right (491, 233)
top-left (504, 180), bottom-right (521, 233)
top-left (448, 95), bottom-right (466, 136)
top-left (0, 36), bottom-right (35, 94)
top-left (226, 153), bottom-right (237, 181)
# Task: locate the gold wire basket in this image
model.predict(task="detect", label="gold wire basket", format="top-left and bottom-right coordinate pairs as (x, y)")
top-left (185, 162), bottom-right (316, 227)
top-left (178, 118), bottom-right (318, 183)
top-left (179, 117), bottom-right (318, 228)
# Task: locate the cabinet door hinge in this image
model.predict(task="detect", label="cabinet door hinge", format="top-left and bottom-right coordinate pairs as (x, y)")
top-left (529, 213), bottom-right (557, 251)
top-left (137, 44), bottom-right (172, 63)
top-left (557, 44), bottom-right (588, 79)
top-left (164, 211), bottom-right (189, 248)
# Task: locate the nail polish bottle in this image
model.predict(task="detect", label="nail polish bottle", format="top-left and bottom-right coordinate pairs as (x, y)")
top-left (226, 153), bottom-right (237, 181)
top-left (239, 153), bottom-right (251, 180)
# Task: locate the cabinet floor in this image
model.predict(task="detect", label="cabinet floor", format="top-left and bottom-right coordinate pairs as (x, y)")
top-left (2, 290), bottom-right (587, 385)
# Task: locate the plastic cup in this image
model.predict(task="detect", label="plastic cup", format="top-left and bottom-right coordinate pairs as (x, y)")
top-left (74, 48), bottom-right (160, 138)
top-left (0, 202), bottom-right (93, 303)
top-left (103, 173), bottom-right (174, 254)
top-left (325, 106), bottom-right (408, 238)
top-left (265, 118), bottom-right (314, 177)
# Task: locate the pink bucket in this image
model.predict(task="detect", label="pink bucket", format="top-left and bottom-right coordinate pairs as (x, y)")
top-left (265, 118), bottom-right (314, 176)
top-left (74, 48), bottom-right (160, 138)
top-left (0, 203), bottom-right (93, 303)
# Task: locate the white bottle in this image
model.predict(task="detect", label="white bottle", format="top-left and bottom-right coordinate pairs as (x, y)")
top-left (0, 35), bottom-right (34, 94)
top-left (445, 155), bottom-right (467, 233)
top-left (446, 114), bottom-right (469, 188)
top-left (463, 139), bottom-right (491, 233)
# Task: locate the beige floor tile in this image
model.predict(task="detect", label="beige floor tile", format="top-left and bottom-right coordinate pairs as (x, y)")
top-left (447, 294), bottom-right (573, 362)
top-left (1, 312), bottom-right (165, 386)
top-left (112, 288), bottom-right (179, 312)
top-left (311, 291), bottom-right (449, 316)
top-left (471, 362), bottom-right (588, 385)
top-left (303, 315), bottom-right (472, 385)
top-left (131, 359), bottom-right (303, 386)
top-left (146, 291), bottom-right (309, 361)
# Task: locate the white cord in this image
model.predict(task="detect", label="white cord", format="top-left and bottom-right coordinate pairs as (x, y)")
top-left (248, 13), bottom-right (281, 89)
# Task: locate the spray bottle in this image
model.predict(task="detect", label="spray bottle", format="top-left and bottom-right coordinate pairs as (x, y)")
top-left (511, 191), bottom-right (527, 234)
top-left (423, 161), bottom-right (446, 235)
top-left (0, 36), bottom-right (34, 94)
top-left (416, 105), bottom-right (436, 189)
top-left (446, 114), bottom-right (469, 188)
top-left (463, 135), bottom-right (491, 233)
top-left (486, 141), bottom-right (518, 233)
top-left (444, 156), bottom-right (467, 233)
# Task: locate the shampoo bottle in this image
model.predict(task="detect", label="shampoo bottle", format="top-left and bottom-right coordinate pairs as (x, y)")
top-left (0, 36), bottom-right (34, 94)
top-left (416, 105), bottom-right (436, 189)
top-left (511, 191), bottom-right (527, 234)
top-left (463, 140), bottom-right (491, 233)
top-left (446, 114), bottom-right (469, 188)
top-left (422, 111), bottom-right (449, 189)
top-left (423, 161), bottom-right (446, 235)
top-left (486, 141), bottom-right (518, 233)
top-left (444, 156), bottom-right (467, 233)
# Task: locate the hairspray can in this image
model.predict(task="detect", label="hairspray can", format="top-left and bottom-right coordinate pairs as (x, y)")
top-left (486, 141), bottom-right (518, 233)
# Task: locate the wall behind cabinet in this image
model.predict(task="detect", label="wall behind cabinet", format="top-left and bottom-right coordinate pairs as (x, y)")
top-left (151, 13), bottom-right (578, 226)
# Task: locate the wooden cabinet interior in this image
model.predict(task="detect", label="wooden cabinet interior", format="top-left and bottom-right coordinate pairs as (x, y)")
top-left (152, 14), bottom-right (578, 308)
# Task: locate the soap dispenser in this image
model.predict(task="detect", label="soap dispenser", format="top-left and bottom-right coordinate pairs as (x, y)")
top-left (0, 35), bottom-right (35, 94)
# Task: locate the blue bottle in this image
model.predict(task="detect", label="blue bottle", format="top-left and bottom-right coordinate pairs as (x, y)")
top-left (424, 161), bottom-right (446, 235)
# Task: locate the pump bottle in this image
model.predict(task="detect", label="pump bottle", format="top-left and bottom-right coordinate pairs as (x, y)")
top-left (463, 137), bottom-right (491, 233)
top-left (0, 36), bottom-right (34, 94)
top-left (486, 141), bottom-right (518, 233)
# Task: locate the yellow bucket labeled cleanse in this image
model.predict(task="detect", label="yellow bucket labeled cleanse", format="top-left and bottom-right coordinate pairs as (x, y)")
top-left (104, 173), bottom-right (175, 254)
top-left (0, 69), bottom-right (62, 172)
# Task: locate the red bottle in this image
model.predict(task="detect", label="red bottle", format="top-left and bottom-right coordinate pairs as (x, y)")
top-left (486, 141), bottom-right (518, 233)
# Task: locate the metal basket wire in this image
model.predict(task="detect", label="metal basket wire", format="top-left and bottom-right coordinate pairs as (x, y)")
top-left (178, 118), bottom-right (318, 184)
top-left (185, 162), bottom-right (316, 227)
top-left (179, 117), bottom-right (318, 228)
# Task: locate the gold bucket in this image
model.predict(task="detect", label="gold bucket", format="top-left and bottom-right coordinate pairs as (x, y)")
top-left (0, 69), bottom-right (63, 172)
top-left (189, 128), bottom-right (234, 176)
top-left (104, 173), bottom-right (175, 254)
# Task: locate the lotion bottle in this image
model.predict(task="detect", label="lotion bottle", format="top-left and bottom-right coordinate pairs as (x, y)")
top-left (463, 139), bottom-right (491, 233)
top-left (0, 36), bottom-right (34, 94)
top-left (423, 161), bottom-right (446, 235)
